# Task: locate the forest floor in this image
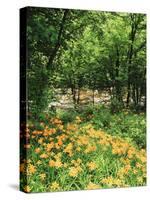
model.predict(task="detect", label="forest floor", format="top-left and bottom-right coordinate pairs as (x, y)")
top-left (49, 89), bottom-right (111, 109)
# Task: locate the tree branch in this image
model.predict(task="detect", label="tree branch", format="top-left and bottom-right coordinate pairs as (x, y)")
top-left (46, 9), bottom-right (69, 70)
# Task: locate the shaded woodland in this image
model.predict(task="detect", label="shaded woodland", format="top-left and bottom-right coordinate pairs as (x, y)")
top-left (26, 8), bottom-right (146, 116)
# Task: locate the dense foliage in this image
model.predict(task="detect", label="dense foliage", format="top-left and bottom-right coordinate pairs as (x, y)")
top-left (26, 8), bottom-right (146, 114)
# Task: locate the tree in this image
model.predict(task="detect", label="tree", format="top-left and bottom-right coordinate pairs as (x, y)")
top-left (26, 7), bottom-right (146, 115)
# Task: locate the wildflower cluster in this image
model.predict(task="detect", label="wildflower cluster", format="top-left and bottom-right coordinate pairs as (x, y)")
top-left (20, 115), bottom-right (146, 193)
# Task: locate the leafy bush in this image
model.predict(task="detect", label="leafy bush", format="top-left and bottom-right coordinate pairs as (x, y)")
top-left (92, 106), bottom-right (111, 129)
top-left (89, 107), bottom-right (146, 148)
top-left (110, 97), bottom-right (124, 113)
top-left (79, 104), bottom-right (95, 121)
top-left (58, 109), bottom-right (78, 124)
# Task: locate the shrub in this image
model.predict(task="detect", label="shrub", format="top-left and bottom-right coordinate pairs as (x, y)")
top-left (58, 109), bottom-right (78, 124)
top-left (110, 97), bottom-right (124, 113)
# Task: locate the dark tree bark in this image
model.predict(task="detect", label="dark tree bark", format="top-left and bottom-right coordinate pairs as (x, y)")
top-left (126, 14), bottom-right (137, 106)
top-left (114, 46), bottom-right (122, 102)
top-left (126, 14), bottom-right (142, 107)
top-left (77, 88), bottom-right (80, 104)
top-left (92, 89), bottom-right (95, 105)
top-left (46, 9), bottom-right (69, 70)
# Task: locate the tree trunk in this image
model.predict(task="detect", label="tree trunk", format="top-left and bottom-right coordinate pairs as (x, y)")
top-left (77, 88), bottom-right (80, 104)
top-left (46, 9), bottom-right (69, 70)
top-left (92, 89), bottom-right (95, 105)
top-left (126, 83), bottom-right (131, 107)
top-left (72, 88), bottom-right (76, 105)
top-left (115, 46), bottom-right (122, 102)
top-left (126, 14), bottom-right (140, 107)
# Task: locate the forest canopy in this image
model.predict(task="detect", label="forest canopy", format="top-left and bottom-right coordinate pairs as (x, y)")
top-left (26, 7), bottom-right (146, 116)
